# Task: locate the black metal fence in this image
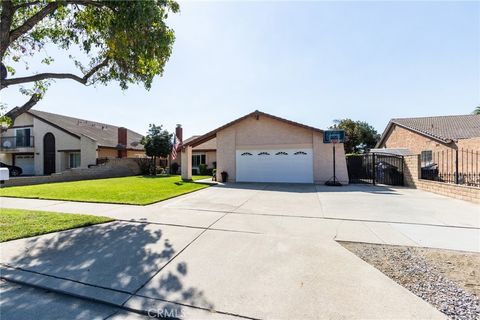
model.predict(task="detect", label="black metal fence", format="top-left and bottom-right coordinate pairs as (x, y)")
top-left (421, 149), bottom-right (480, 187)
top-left (346, 153), bottom-right (404, 186)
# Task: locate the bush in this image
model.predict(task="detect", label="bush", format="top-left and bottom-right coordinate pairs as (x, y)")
top-left (170, 162), bottom-right (179, 174)
top-left (135, 158), bottom-right (151, 175)
top-left (198, 164), bottom-right (208, 175)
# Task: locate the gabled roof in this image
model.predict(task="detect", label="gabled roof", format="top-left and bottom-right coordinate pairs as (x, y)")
top-left (28, 109), bottom-right (144, 150)
top-left (184, 110), bottom-right (323, 148)
top-left (377, 114), bottom-right (480, 147)
top-left (183, 135), bottom-right (216, 150)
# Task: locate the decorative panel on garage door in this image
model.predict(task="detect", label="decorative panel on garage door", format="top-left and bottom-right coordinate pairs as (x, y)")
top-left (236, 149), bottom-right (313, 183)
top-left (14, 154), bottom-right (34, 175)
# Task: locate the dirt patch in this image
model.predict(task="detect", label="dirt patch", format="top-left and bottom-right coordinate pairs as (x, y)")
top-left (340, 242), bottom-right (480, 320)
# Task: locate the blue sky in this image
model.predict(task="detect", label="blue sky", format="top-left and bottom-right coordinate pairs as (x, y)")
top-left (2, 1), bottom-right (479, 138)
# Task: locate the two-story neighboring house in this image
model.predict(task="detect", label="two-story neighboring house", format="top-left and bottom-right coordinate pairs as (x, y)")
top-left (0, 109), bottom-right (145, 176)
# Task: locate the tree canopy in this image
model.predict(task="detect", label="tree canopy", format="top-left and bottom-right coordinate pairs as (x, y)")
top-left (474, 105), bottom-right (480, 115)
top-left (141, 123), bottom-right (172, 174)
top-left (331, 119), bottom-right (380, 154)
top-left (0, 0), bottom-right (179, 119)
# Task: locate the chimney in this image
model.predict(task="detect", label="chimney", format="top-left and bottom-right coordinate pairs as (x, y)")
top-left (175, 124), bottom-right (183, 142)
top-left (117, 127), bottom-right (128, 158)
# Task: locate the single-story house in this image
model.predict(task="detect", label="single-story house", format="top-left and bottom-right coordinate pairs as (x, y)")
top-left (376, 114), bottom-right (480, 174)
top-left (180, 110), bottom-right (349, 184)
top-left (377, 114), bottom-right (480, 155)
top-left (0, 108), bottom-right (145, 176)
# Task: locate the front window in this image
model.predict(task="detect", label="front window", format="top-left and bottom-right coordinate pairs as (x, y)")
top-left (16, 128), bottom-right (31, 147)
top-left (69, 152), bottom-right (81, 168)
top-left (421, 150), bottom-right (433, 167)
top-left (192, 154), bottom-right (206, 167)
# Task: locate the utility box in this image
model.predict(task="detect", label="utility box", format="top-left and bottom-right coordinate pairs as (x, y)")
top-left (0, 167), bottom-right (9, 182)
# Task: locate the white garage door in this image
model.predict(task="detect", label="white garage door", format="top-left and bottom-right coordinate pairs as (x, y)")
top-left (15, 155), bottom-right (34, 175)
top-left (236, 149), bottom-right (313, 183)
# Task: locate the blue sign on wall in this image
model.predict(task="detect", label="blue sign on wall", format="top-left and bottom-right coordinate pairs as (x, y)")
top-left (323, 130), bottom-right (345, 143)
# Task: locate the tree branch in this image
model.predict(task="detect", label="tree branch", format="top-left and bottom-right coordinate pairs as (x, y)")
top-left (13, 1), bottom-right (43, 9)
top-left (2, 73), bottom-right (84, 88)
top-left (9, 2), bottom-right (60, 46)
top-left (0, 58), bottom-right (109, 89)
top-left (0, 0), bottom-right (15, 59)
top-left (5, 93), bottom-right (41, 121)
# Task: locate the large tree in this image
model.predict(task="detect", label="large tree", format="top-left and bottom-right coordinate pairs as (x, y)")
top-left (0, 0), bottom-right (179, 120)
top-left (474, 105), bottom-right (480, 115)
top-left (141, 124), bottom-right (172, 175)
top-left (331, 119), bottom-right (380, 154)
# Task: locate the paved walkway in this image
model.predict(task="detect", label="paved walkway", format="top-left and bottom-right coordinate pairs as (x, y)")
top-left (1, 184), bottom-right (478, 319)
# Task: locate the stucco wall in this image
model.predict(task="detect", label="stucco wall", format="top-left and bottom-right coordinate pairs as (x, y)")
top-left (314, 133), bottom-right (348, 184)
top-left (215, 114), bottom-right (348, 183)
top-left (1, 113), bottom-right (35, 155)
top-left (216, 126), bottom-right (236, 181)
top-left (80, 135), bottom-right (98, 168)
top-left (0, 153), bottom-right (12, 165)
top-left (33, 117), bottom-right (81, 175)
top-left (4, 113), bottom-right (34, 135)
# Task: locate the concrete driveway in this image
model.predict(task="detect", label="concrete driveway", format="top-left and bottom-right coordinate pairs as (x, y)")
top-left (1, 184), bottom-right (478, 319)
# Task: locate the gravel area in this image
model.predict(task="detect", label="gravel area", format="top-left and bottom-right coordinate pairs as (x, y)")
top-left (340, 242), bottom-right (480, 320)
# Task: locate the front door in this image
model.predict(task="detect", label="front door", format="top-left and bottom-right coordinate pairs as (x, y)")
top-left (43, 133), bottom-right (56, 175)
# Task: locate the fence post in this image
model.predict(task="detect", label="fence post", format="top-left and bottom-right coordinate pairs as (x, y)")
top-left (455, 149), bottom-right (459, 184)
top-left (372, 153), bottom-right (376, 185)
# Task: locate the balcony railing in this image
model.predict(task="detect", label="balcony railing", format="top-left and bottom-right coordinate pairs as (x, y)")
top-left (0, 136), bottom-right (34, 150)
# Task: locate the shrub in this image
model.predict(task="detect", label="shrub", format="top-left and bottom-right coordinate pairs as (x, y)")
top-left (198, 164), bottom-right (208, 175)
top-left (135, 158), bottom-right (151, 175)
top-left (170, 162), bottom-right (179, 174)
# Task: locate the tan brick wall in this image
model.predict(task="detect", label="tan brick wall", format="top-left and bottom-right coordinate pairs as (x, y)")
top-left (380, 124), bottom-right (453, 154)
top-left (403, 155), bottom-right (420, 187)
top-left (403, 154), bottom-right (480, 203)
top-left (416, 180), bottom-right (480, 204)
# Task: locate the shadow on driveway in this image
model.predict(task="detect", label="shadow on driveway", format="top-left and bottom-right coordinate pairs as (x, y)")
top-left (0, 221), bottom-right (214, 317)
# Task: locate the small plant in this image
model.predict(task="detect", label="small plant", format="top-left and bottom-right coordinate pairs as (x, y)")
top-left (199, 164), bottom-right (208, 175)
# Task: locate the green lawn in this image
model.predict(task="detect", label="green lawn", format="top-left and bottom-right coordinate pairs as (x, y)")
top-left (0, 208), bottom-right (113, 242)
top-left (0, 175), bottom-right (211, 205)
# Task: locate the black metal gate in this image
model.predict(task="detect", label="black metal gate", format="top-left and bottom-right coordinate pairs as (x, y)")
top-left (346, 153), bottom-right (404, 186)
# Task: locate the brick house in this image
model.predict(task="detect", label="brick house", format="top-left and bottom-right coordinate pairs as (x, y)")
top-left (376, 115), bottom-right (480, 182)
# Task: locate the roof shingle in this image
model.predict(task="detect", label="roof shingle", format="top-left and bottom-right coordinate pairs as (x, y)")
top-left (28, 110), bottom-right (144, 150)
top-left (384, 114), bottom-right (480, 143)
